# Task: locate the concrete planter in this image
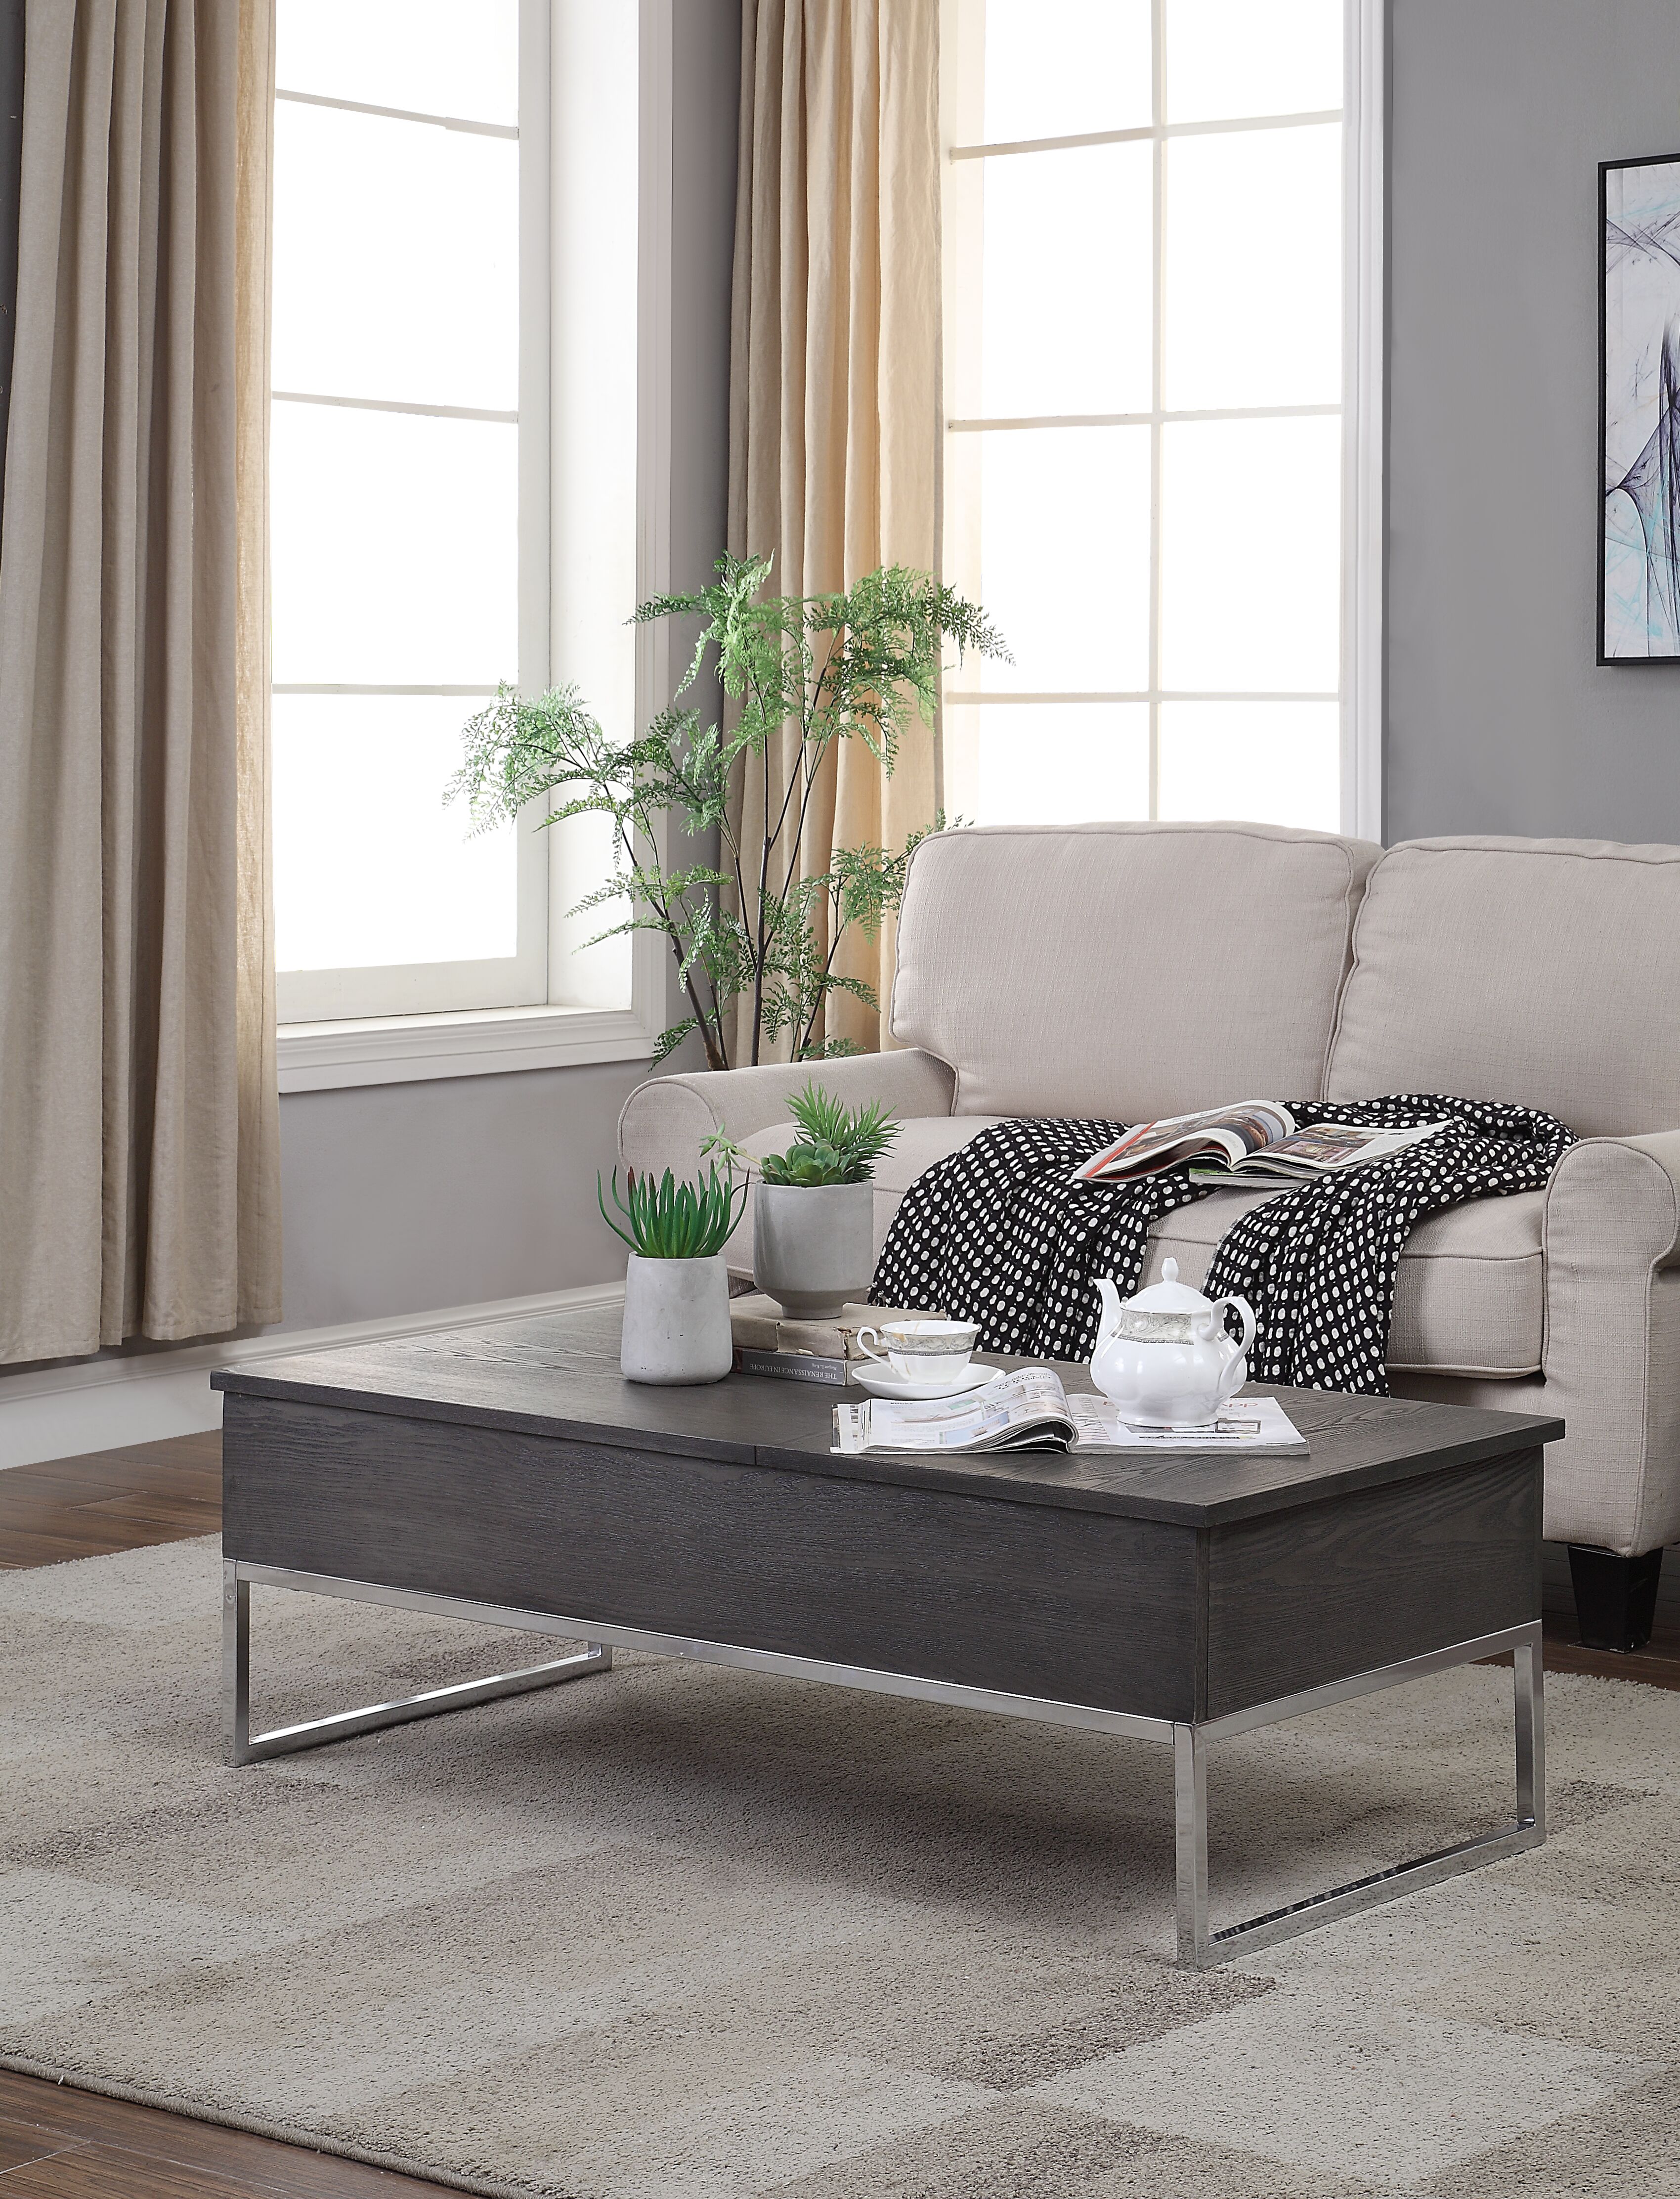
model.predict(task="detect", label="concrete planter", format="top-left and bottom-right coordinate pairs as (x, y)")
top-left (753, 1180), bottom-right (875, 1319)
top-left (620, 1252), bottom-right (733, 1384)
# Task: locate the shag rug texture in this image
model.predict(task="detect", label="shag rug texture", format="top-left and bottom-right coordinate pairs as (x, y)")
top-left (2, 1538), bottom-right (1679, 2199)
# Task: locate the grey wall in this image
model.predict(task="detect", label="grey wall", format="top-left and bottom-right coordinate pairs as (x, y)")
top-left (275, 1062), bottom-right (649, 1329)
top-left (650, 0), bottom-right (738, 1059)
top-left (670, 0), bottom-right (739, 608)
top-left (1386, 0), bottom-right (1680, 843)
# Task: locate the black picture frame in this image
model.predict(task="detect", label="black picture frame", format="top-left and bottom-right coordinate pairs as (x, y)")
top-left (1599, 151), bottom-right (1680, 665)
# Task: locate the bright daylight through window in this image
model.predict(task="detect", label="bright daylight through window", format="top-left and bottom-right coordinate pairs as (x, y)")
top-left (270, 0), bottom-right (637, 1034)
top-left (271, 0), bottom-right (528, 1021)
top-left (941, 0), bottom-right (1369, 836)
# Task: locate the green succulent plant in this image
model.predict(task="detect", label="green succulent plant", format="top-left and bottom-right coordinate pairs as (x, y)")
top-left (598, 1162), bottom-right (747, 1260)
top-left (754, 1082), bottom-right (901, 1188)
top-left (760, 1141), bottom-right (847, 1187)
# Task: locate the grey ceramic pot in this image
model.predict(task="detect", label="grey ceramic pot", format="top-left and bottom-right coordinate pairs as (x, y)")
top-left (620, 1251), bottom-right (733, 1384)
top-left (753, 1179), bottom-right (875, 1319)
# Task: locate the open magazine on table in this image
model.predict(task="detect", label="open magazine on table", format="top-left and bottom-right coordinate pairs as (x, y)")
top-left (832, 1366), bottom-right (1308, 1456)
top-left (1073, 1101), bottom-right (1445, 1188)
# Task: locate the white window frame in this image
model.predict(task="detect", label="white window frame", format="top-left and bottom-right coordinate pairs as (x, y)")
top-left (937, 0), bottom-right (1384, 845)
top-left (276, 0), bottom-right (669, 1092)
top-left (1341, 0), bottom-right (1384, 844)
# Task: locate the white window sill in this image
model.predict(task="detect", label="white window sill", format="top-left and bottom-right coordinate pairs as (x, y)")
top-left (277, 1001), bottom-right (660, 1093)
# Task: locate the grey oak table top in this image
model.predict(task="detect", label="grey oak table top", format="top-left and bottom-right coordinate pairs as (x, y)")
top-left (215, 1302), bottom-right (1562, 1530)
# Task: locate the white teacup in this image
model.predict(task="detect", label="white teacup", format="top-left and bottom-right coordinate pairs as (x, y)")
top-left (857, 1318), bottom-right (980, 1387)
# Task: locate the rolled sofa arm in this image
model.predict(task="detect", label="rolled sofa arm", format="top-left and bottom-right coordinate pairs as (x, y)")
top-left (617, 1048), bottom-right (957, 1183)
top-left (1540, 1129), bottom-right (1680, 1554)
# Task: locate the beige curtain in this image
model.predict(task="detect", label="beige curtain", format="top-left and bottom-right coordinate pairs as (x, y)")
top-left (729, 0), bottom-right (941, 1059)
top-left (0, 0), bottom-right (281, 1365)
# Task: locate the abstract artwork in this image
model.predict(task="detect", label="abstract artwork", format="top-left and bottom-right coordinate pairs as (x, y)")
top-left (1601, 154), bottom-right (1680, 660)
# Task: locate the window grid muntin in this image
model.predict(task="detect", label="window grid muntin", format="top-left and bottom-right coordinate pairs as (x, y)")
top-left (271, 11), bottom-right (542, 1017)
top-left (947, 7), bottom-right (1345, 825)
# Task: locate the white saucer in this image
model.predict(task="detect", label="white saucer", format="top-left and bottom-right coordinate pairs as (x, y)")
top-left (850, 1362), bottom-right (996, 1403)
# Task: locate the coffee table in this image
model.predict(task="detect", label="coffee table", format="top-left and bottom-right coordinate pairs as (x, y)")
top-left (214, 1305), bottom-right (1558, 1969)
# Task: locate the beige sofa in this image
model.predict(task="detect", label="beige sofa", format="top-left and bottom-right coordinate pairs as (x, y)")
top-left (619, 822), bottom-right (1680, 1648)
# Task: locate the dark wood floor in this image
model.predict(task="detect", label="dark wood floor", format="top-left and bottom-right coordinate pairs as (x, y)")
top-left (0, 2073), bottom-right (455, 2199)
top-left (0, 1435), bottom-right (221, 1571)
top-left (1, 1427), bottom-right (1677, 2199)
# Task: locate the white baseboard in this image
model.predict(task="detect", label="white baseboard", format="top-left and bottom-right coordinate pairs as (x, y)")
top-left (0, 1282), bottom-right (627, 1474)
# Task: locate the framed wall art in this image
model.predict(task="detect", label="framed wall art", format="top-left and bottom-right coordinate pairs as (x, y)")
top-left (1601, 153), bottom-right (1680, 662)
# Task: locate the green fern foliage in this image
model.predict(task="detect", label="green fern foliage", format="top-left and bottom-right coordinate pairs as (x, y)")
top-left (449, 555), bottom-right (1009, 1071)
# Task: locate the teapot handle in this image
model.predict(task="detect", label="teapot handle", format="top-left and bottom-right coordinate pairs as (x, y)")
top-left (1213, 1294), bottom-right (1257, 1368)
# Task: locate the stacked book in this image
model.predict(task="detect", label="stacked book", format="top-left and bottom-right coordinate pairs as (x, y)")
top-left (729, 1292), bottom-right (938, 1387)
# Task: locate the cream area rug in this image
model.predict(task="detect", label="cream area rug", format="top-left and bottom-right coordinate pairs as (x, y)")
top-left (2, 1539), bottom-right (1679, 2199)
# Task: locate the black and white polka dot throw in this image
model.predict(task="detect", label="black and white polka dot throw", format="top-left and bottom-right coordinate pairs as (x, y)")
top-left (869, 1097), bottom-right (1574, 1395)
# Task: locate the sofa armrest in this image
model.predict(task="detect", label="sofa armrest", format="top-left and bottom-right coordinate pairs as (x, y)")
top-left (616, 1049), bottom-right (957, 1183)
top-left (1540, 1129), bottom-right (1680, 1554)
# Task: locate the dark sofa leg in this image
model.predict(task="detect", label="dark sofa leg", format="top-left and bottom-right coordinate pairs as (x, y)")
top-left (1568, 1545), bottom-right (1663, 1653)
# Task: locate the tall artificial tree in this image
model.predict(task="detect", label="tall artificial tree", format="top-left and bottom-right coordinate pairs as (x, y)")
top-left (451, 554), bottom-right (1008, 1069)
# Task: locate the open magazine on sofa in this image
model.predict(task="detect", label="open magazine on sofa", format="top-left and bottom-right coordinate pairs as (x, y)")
top-left (1074, 1102), bottom-right (1445, 1187)
top-left (832, 1366), bottom-right (1307, 1456)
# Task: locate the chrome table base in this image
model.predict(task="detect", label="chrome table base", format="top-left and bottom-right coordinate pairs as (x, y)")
top-left (222, 1563), bottom-right (612, 1765)
top-left (224, 1559), bottom-right (1543, 1968)
top-left (1172, 1625), bottom-right (1543, 1966)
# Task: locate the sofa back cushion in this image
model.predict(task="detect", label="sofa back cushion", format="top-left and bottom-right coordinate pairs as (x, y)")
top-left (890, 822), bottom-right (1380, 1119)
top-left (1327, 836), bottom-right (1680, 1136)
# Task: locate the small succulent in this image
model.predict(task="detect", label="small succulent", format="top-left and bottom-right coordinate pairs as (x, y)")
top-left (760, 1140), bottom-right (848, 1187)
top-left (756, 1083), bottom-right (901, 1188)
top-left (598, 1162), bottom-right (747, 1259)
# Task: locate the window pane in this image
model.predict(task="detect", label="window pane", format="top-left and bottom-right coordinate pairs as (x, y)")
top-left (271, 404), bottom-right (517, 686)
top-left (273, 695), bottom-right (517, 971)
top-left (982, 144), bottom-right (1152, 417)
top-left (1164, 124), bottom-right (1341, 410)
top-left (1159, 415), bottom-right (1341, 692)
top-left (1164, 0), bottom-right (1342, 124)
top-left (272, 104), bottom-right (517, 412)
top-left (982, 0), bottom-right (1151, 143)
top-left (1158, 701), bottom-right (1339, 831)
top-left (974, 703), bottom-right (1151, 824)
top-left (977, 427), bottom-right (1151, 690)
top-left (276, 0), bottom-right (517, 128)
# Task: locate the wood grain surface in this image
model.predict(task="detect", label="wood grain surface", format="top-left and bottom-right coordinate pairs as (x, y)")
top-left (214, 1304), bottom-right (1563, 1528)
top-left (222, 1396), bottom-right (1203, 1717)
top-left (1206, 1451), bottom-right (1543, 1716)
top-left (0, 2072), bottom-right (456, 2199)
top-left (0, 1436), bottom-right (220, 1568)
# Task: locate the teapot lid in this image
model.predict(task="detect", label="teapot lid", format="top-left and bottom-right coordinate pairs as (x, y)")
top-left (1122, 1258), bottom-right (1212, 1313)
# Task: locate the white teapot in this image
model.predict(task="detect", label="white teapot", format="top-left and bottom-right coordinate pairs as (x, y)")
top-left (1089, 1259), bottom-right (1258, 1428)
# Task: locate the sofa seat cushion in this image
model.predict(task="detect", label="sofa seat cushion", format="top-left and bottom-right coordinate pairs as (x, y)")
top-left (1137, 1187), bottom-right (1546, 1377)
top-left (735, 1117), bottom-right (1545, 1376)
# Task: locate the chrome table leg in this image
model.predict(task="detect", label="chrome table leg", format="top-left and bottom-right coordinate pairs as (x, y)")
top-left (1515, 1630), bottom-right (1545, 1836)
top-left (1172, 1621), bottom-right (1546, 1969)
top-left (224, 1560), bottom-right (612, 1766)
top-left (1174, 1722), bottom-right (1209, 1966)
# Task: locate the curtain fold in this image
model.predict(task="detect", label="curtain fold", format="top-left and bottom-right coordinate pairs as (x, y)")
top-left (0, 0), bottom-right (22, 532)
top-left (0, 0), bottom-right (281, 1366)
top-left (728, 0), bottom-right (941, 1059)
